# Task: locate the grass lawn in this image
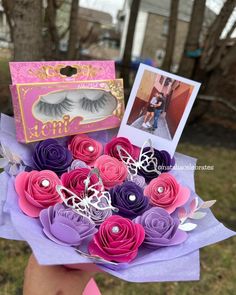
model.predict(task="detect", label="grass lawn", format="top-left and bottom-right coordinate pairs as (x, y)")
top-left (0, 141), bottom-right (235, 295)
top-left (0, 58), bottom-right (11, 115)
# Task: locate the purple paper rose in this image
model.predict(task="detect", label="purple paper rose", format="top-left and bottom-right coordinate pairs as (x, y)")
top-left (32, 139), bottom-right (73, 175)
top-left (110, 181), bottom-right (149, 218)
top-left (39, 203), bottom-right (97, 246)
top-left (156, 150), bottom-right (175, 173)
top-left (134, 207), bottom-right (187, 249)
top-left (138, 148), bottom-right (175, 183)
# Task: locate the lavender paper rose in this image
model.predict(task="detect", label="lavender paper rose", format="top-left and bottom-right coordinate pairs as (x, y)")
top-left (134, 207), bottom-right (187, 249)
top-left (32, 139), bottom-right (73, 175)
top-left (69, 159), bottom-right (90, 171)
top-left (138, 148), bottom-right (175, 183)
top-left (39, 203), bottom-right (97, 246)
top-left (129, 175), bottom-right (146, 189)
top-left (110, 181), bottom-right (149, 218)
top-left (87, 200), bottom-right (113, 226)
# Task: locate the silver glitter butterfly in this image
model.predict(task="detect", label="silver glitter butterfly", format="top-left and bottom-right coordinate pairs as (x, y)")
top-left (75, 249), bottom-right (118, 265)
top-left (117, 139), bottom-right (161, 178)
top-left (56, 168), bottom-right (118, 224)
top-left (0, 143), bottom-right (25, 176)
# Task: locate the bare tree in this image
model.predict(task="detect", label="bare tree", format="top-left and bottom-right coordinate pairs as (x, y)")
top-left (161, 0), bottom-right (179, 71)
top-left (206, 19), bottom-right (236, 72)
top-left (193, 0), bottom-right (236, 82)
top-left (44, 0), bottom-right (63, 60)
top-left (178, 0), bottom-right (206, 78)
top-left (67, 0), bottom-right (80, 60)
top-left (12, 0), bottom-right (43, 60)
top-left (200, 0), bottom-right (236, 68)
top-left (120, 0), bottom-right (141, 93)
top-left (200, 40), bottom-right (236, 101)
top-left (219, 39), bottom-right (236, 75)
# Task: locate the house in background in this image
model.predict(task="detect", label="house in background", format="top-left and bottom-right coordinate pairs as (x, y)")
top-left (118, 0), bottom-right (216, 70)
top-left (77, 7), bottom-right (120, 59)
top-left (57, 4), bottom-right (120, 59)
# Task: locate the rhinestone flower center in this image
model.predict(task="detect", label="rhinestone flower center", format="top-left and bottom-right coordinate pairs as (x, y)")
top-left (157, 186), bottom-right (164, 193)
top-left (88, 146), bottom-right (94, 152)
top-left (112, 226), bottom-right (120, 234)
top-left (41, 179), bottom-right (50, 187)
top-left (128, 194), bottom-right (136, 201)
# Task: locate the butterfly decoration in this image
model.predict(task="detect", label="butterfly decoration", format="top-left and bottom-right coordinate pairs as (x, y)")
top-left (75, 249), bottom-right (118, 265)
top-left (117, 139), bottom-right (161, 178)
top-left (178, 197), bottom-right (216, 231)
top-left (56, 168), bottom-right (118, 224)
top-left (0, 143), bottom-right (25, 176)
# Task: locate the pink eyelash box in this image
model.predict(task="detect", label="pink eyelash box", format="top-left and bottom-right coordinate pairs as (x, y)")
top-left (9, 61), bottom-right (124, 143)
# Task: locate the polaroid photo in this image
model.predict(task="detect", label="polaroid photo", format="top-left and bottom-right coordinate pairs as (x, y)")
top-left (118, 64), bottom-right (201, 156)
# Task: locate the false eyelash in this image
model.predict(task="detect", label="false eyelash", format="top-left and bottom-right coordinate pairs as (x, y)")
top-left (81, 94), bottom-right (107, 113)
top-left (36, 97), bottom-right (73, 117)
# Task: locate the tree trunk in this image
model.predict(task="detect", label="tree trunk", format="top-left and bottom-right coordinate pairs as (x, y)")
top-left (200, 0), bottom-right (236, 68)
top-left (2, 0), bottom-right (14, 42)
top-left (120, 0), bottom-right (141, 94)
top-left (178, 0), bottom-right (206, 78)
top-left (44, 0), bottom-right (60, 60)
top-left (206, 20), bottom-right (236, 72)
top-left (193, 0), bottom-right (236, 85)
top-left (204, 40), bottom-right (236, 94)
top-left (13, 0), bottom-right (43, 61)
top-left (77, 23), bottom-right (96, 59)
top-left (161, 0), bottom-right (179, 71)
top-left (67, 0), bottom-right (80, 60)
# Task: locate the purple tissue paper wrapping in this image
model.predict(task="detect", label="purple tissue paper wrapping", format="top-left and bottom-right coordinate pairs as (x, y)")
top-left (0, 114), bottom-right (235, 283)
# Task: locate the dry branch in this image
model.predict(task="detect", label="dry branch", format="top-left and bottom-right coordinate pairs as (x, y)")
top-left (198, 95), bottom-right (236, 112)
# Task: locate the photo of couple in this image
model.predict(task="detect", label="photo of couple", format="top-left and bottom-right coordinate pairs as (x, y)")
top-left (127, 69), bottom-right (194, 141)
top-left (142, 91), bottom-right (165, 131)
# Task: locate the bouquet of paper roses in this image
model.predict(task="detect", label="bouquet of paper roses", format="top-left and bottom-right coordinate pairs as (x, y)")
top-left (0, 114), bottom-right (235, 283)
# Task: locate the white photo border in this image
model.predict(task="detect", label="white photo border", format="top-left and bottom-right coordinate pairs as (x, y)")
top-left (118, 64), bottom-right (201, 156)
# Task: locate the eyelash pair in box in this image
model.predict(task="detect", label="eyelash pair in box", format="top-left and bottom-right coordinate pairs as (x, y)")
top-left (9, 61), bottom-right (124, 143)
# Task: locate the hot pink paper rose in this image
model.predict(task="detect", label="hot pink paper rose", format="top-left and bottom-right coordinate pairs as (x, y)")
top-left (15, 170), bottom-right (62, 218)
top-left (61, 168), bottom-right (99, 196)
top-left (144, 173), bottom-right (190, 213)
top-left (68, 134), bottom-right (103, 165)
top-left (104, 137), bottom-right (140, 160)
top-left (94, 155), bottom-right (128, 189)
top-left (88, 215), bottom-right (145, 263)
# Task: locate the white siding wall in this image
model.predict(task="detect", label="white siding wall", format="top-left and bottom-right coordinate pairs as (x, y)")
top-left (132, 11), bottom-right (148, 58)
top-left (119, 0), bottom-right (130, 59)
top-left (120, 7), bottom-right (148, 59)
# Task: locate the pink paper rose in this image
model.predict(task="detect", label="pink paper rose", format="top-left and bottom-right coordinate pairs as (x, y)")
top-left (68, 134), bottom-right (103, 165)
top-left (61, 168), bottom-right (99, 196)
top-left (89, 215), bottom-right (145, 263)
top-left (15, 170), bottom-right (62, 218)
top-left (144, 173), bottom-right (190, 213)
top-left (94, 155), bottom-right (128, 189)
top-left (104, 137), bottom-right (140, 160)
